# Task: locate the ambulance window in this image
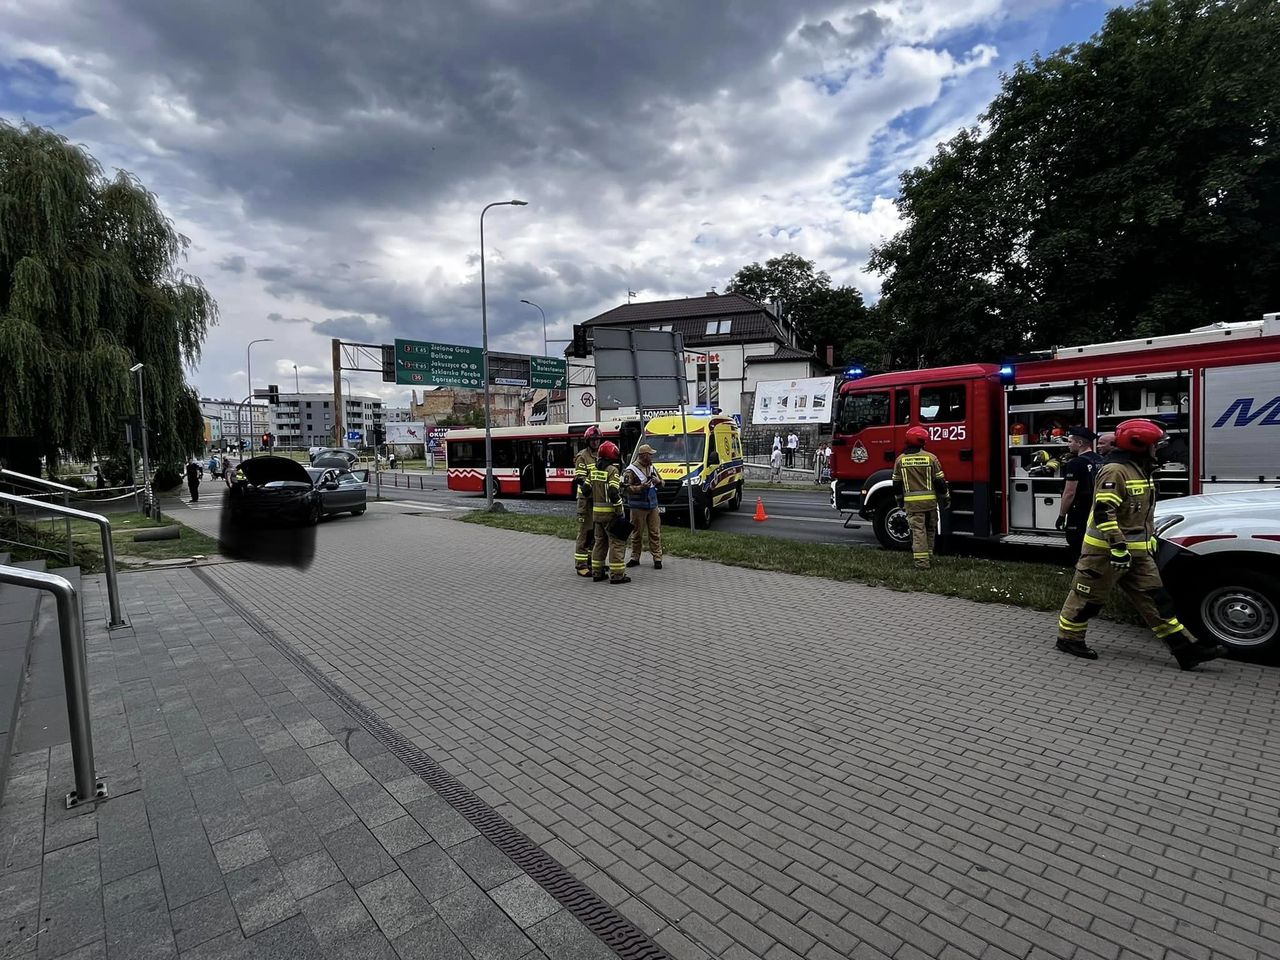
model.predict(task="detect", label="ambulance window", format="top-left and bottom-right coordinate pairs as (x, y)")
top-left (919, 386), bottom-right (966, 423)
top-left (895, 389), bottom-right (911, 425)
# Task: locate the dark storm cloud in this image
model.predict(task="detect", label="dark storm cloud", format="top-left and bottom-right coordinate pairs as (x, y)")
top-left (312, 315), bottom-right (384, 340)
top-left (217, 254), bottom-right (246, 273)
top-left (266, 312), bottom-right (309, 324)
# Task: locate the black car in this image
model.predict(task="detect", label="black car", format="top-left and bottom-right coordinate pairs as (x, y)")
top-left (228, 456), bottom-right (324, 526)
top-left (304, 466), bottom-right (367, 517)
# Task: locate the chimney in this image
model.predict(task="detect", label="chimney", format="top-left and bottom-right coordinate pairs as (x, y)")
top-left (825, 345), bottom-right (834, 367)
top-left (706, 289), bottom-right (717, 296)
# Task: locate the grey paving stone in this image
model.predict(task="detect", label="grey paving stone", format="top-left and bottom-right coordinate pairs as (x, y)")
top-left (319, 759), bottom-right (372, 792)
top-left (344, 782), bottom-right (405, 830)
top-left (173, 930), bottom-right (252, 960)
top-left (448, 836), bottom-right (524, 891)
top-left (103, 894), bottom-right (177, 960)
top-left (0, 864), bottom-right (41, 921)
top-left (370, 817), bottom-right (431, 859)
top-left (96, 793), bottom-right (156, 885)
top-left (403, 796), bottom-right (478, 849)
top-left (228, 762), bottom-right (277, 794)
top-left (244, 914), bottom-right (325, 960)
top-left (37, 840), bottom-right (103, 959)
top-left (211, 831), bottom-right (271, 874)
top-left (152, 823), bottom-right (223, 910)
top-left (261, 747), bottom-right (317, 786)
top-left (304, 798), bottom-right (358, 837)
top-left (0, 803), bottom-right (44, 875)
top-left (1, 911), bottom-right (39, 958)
top-left (256, 808), bottom-right (322, 865)
top-left (102, 866), bottom-right (167, 917)
top-left (298, 880), bottom-right (398, 960)
top-left (322, 821), bottom-right (398, 887)
top-left (433, 883), bottom-right (534, 960)
top-left (526, 910), bottom-right (615, 960)
top-left (396, 843), bottom-right (473, 904)
top-left (358, 754), bottom-right (411, 786)
top-left (285, 774), bottom-right (340, 813)
top-left (280, 850), bottom-right (344, 901)
top-left (169, 889), bottom-right (239, 953)
top-left (489, 875), bottom-right (562, 930)
top-left (390, 912), bottom-right (472, 960)
top-left (43, 809), bottom-right (97, 854)
top-left (356, 871), bottom-right (433, 940)
top-left (383, 777), bottom-right (435, 807)
top-left (222, 859), bottom-right (298, 936)
top-left (302, 743), bottom-right (347, 767)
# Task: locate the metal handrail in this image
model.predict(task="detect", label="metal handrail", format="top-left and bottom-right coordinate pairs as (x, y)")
top-left (0, 468), bottom-right (77, 493)
top-left (0, 493), bottom-right (126, 628)
top-left (0, 564), bottom-right (102, 808)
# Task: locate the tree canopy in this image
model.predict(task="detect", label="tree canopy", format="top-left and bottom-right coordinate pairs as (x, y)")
top-left (871, 0), bottom-right (1280, 367)
top-left (0, 121), bottom-right (215, 469)
top-left (726, 253), bottom-right (881, 366)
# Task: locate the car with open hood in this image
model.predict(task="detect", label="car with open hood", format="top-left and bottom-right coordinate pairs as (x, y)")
top-left (228, 456), bottom-right (323, 525)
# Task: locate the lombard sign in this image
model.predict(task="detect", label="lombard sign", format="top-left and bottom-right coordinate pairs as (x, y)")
top-left (1204, 362), bottom-right (1280, 480)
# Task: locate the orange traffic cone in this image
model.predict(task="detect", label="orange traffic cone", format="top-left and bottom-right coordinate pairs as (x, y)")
top-left (753, 497), bottom-right (769, 522)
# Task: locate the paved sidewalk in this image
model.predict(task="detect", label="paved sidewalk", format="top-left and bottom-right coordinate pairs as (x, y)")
top-left (0, 566), bottom-right (623, 960)
top-left (187, 506), bottom-right (1280, 960)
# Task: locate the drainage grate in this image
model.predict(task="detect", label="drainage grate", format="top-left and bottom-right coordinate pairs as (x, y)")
top-left (194, 568), bottom-right (670, 960)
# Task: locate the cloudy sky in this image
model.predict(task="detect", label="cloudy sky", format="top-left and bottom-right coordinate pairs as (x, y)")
top-left (1, 0), bottom-right (1127, 404)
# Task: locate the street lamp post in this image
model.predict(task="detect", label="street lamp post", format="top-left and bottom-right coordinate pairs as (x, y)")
top-left (519, 299), bottom-right (548, 357)
top-left (480, 199), bottom-right (528, 510)
top-left (129, 363), bottom-right (152, 519)
top-left (244, 338), bottom-right (273, 457)
top-left (293, 364), bottom-right (300, 393)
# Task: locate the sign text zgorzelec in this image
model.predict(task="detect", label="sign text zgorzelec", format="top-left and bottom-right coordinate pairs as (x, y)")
top-left (394, 339), bottom-right (485, 388)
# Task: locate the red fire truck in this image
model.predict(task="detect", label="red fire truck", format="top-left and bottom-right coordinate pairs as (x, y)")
top-left (831, 314), bottom-right (1280, 549)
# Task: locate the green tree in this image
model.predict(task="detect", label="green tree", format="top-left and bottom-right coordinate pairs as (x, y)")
top-left (0, 122), bottom-right (216, 470)
top-left (872, 0), bottom-right (1280, 365)
top-left (726, 253), bottom-right (880, 364)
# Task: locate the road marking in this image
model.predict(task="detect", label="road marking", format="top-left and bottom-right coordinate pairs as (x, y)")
top-left (726, 513), bottom-right (844, 525)
top-left (379, 500), bottom-right (463, 512)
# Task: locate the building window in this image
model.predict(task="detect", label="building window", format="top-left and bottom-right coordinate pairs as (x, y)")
top-left (651, 324), bottom-right (673, 332)
top-left (705, 319), bottom-right (732, 335)
top-left (323, 401), bottom-right (330, 408)
top-left (305, 401), bottom-right (312, 408)
top-left (696, 363), bottom-right (720, 405)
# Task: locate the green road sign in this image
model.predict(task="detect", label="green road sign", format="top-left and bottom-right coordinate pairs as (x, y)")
top-left (394, 339), bottom-right (485, 388)
top-left (530, 356), bottom-right (567, 390)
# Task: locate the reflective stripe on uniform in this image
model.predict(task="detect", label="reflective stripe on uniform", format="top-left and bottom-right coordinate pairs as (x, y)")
top-left (1095, 492), bottom-right (1123, 505)
top-left (1152, 619), bottom-right (1185, 638)
top-left (904, 493), bottom-right (936, 502)
top-left (1083, 534), bottom-right (1152, 551)
top-left (1058, 617), bottom-right (1088, 633)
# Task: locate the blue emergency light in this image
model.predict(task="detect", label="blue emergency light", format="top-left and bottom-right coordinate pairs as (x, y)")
top-left (998, 364), bottom-right (1016, 383)
top-left (844, 365), bottom-right (865, 380)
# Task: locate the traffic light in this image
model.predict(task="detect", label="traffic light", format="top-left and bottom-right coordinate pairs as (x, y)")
top-left (268, 384), bottom-right (280, 405)
top-left (261, 433), bottom-right (272, 450)
top-left (382, 344), bottom-right (396, 383)
top-left (571, 324), bottom-right (588, 358)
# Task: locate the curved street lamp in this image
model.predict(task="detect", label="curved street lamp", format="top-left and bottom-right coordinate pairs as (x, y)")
top-left (480, 199), bottom-right (527, 510)
top-left (246, 338), bottom-right (273, 457)
top-left (519, 299), bottom-right (547, 358)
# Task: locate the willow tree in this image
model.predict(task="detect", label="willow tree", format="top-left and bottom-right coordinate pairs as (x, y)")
top-left (0, 121), bottom-right (216, 473)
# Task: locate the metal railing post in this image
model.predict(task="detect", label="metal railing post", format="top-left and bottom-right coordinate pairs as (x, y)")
top-left (0, 564), bottom-right (103, 808)
top-left (0, 492), bottom-right (126, 629)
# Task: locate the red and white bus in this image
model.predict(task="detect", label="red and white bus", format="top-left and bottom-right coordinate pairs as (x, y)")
top-left (444, 419), bottom-right (644, 497)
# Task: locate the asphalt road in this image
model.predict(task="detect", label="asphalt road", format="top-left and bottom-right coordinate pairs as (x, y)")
top-left (370, 471), bottom-right (878, 547)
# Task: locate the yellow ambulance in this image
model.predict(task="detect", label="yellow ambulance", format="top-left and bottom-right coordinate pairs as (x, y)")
top-left (639, 415), bottom-right (744, 527)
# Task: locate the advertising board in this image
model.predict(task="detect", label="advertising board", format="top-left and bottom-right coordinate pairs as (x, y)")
top-left (751, 377), bottom-right (836, 425)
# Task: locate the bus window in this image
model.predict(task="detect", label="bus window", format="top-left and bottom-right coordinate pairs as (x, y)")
top-left (446, 441), bottom-right (484, 467)
top-left (835, 391), bottom-right (890, 434)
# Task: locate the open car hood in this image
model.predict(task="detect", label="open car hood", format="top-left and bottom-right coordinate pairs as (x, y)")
top-left (238, 456), bottom-right (313, 486)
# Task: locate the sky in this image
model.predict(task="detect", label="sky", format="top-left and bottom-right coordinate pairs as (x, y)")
top-left (0, 0), bottom-right (1130, 405)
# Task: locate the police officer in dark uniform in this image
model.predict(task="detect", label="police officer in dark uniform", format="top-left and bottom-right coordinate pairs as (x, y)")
top-left (1055, 426), bottom-right (1103, 558)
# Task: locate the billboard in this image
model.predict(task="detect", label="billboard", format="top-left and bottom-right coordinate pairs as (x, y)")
top-left (751, 377), bottom-right (836, 425)
top-left (385, 421), bottom-right (428, 445)
top-left (1203, 362), bottom-right (1280, 481)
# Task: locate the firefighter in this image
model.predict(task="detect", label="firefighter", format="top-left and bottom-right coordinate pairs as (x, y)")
top-left (589, 441), bottom-right (629, 583)
top-left (573, 426), bottom-right (602, 576)
top-left (892, 426), bottom-right (950, 569)
top-left (1055, 418), bottom-right (1226, 670)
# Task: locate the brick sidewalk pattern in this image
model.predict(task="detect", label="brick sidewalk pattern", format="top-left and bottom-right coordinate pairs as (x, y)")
top-left (0, 566), bottom-right (616, 960)
top-left (196, 507), bottom-right (1280, 960)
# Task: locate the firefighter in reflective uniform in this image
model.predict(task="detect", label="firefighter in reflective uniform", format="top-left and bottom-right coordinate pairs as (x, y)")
top-left (590, 441), bottom-right (630, 584)
top-left (892, 426), bottom-right (949, 569)
top-left (573, 426), bottom-right (602, 576)
top-left (1055, 419), bottom-right (1226, 670)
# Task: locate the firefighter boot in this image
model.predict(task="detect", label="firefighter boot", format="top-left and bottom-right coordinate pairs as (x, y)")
top-left (1055, 638), bottom-right (1099, 660)
top-left (1168, 633), bottom-right (1227, 671)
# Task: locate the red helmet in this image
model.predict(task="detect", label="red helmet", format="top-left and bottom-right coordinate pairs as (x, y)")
top-left (1115, 418), bottom-right (1164, 453)
top-left (583, 426), bottom-right (601, 443)
top-left (597, 441), bottom-right (620, 461)
top-left (905, 426), bottom-right (929, 447)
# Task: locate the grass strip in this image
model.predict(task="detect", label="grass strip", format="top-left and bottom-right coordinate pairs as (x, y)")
top-left (460, 510), bottom-right (1141, 623)
top-left (3, 513), bottom-right (222, 574)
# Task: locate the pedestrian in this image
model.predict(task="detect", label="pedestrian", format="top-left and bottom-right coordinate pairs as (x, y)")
top-left (185, 460), bottom-right (200, 502)
top-left (589, 441), bottom-right (629, 584)
top-left (208, 453), bottom-right (220, 479)
top-left (573, 426), bottom-right (602, 576)
top-left (388, 451), bottom-right (398, 470)
top-left (94, 464), bottom-right (106, 489)
top-left (1055, 426), bottom-right (1103, 558)
top-left (769, 445), bottom-right (783, 483)
top-left (772, 433), bottom-right (782, 454)
top-left (1096, 431), bottom-right (1116, 457)
top-left (892, 426), bottom-right (949, 569)
top-left (1055, 418), bottom-right (1225, 669)
top-left (786, 431), bottom-right (799, 468)
top-left (625, 444), bottom-right (663, 570)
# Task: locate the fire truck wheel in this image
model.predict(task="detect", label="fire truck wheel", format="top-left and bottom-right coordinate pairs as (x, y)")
top-left (872, 500), bottom-right (911, 551)
top-left (1186, 568), bottom-right (1279, 654)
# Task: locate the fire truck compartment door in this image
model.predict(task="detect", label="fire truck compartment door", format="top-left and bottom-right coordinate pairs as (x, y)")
top-left (1203, 361), bottom-right (1280, 482)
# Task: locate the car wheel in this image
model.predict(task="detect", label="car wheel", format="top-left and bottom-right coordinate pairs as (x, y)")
top-left (727, 485), bottom-right (742, 511)
top-left (351, 505), bottom-right (366, 516)
top-left (694, 501), bottom-right (713, 529)
top-left (306, 502), bottom-right (322, 526)
top-left (1185, 568), bottom-right (1279, 653)
top-left (872, 499), bottom-right (911, 551)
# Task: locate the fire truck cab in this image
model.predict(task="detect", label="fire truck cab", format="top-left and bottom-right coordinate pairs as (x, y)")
top-left (833, 314), bottom-right (1280, 549)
